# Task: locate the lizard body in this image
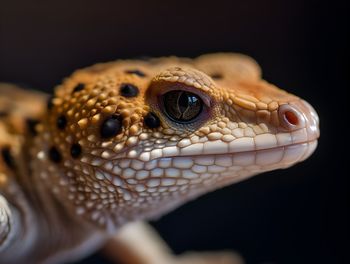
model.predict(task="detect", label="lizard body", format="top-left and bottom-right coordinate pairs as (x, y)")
top-left (0, 53), bottom-right (319, 263)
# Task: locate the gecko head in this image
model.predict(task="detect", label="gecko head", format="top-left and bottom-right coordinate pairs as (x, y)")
top-left (39, 54), bottom-right (319, 231)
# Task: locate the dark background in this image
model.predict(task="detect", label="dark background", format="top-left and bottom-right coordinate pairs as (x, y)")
top-left (0, 0), bottom-right (348, 263)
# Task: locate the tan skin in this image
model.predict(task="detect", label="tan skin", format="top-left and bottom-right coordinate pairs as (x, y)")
top-left (0, 53), bottom-right (319, 263)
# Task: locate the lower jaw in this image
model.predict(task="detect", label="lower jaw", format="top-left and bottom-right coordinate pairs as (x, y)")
top-left (101, 140), bottom-right (318, 225)
top-left (245, 139), bottom-right (319, 168)
top-left (154, 140), bottom-right (318, 186)
top-left (182, 140), bottom-right (318, 196)
top-left (100, 141), bottom-right (318, 201)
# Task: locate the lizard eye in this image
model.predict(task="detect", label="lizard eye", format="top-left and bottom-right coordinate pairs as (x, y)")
top-left (162, 90), bottom-right (203, 123)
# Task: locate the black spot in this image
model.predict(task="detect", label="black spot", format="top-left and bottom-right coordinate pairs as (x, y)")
top-left (70, 143), bottom-right (82, 158)
top-left (144, 112), bottom-right (160, 128)
top-left (72, 83), bottom-right (85, 93)
top-left (120, 83), bottom-right (139, 98)
top-left (125, 69), bottom-right (146, 77)
top-left (0, 111), bottom-right (9, 117)
top-left (210, 73), bottom-right (223, 79)
top-left (47, 95), bottom-right (54, 110)
top-left (100, 115), bottom-right (123, 139)
top-left (49, 146), bottom-right (62, 163)
top-left (1, 147), bottom-right (15, 169)
top-left (57, 115), bottom-right (67, 129)
top-left (26, 118), bottom-right (39, 136)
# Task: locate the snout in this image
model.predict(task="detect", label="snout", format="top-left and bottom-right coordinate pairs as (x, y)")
top-left (278, 99), bottom-right (320, 142)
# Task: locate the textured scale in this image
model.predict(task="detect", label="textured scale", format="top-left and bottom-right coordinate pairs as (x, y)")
top-left (0, 53), bottom-right (319, 264)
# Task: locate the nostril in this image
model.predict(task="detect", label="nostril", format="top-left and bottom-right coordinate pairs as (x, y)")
top-left (278, 104), bottom-right (305, 130)
top-left (284, 110), bottom-right (299, 126)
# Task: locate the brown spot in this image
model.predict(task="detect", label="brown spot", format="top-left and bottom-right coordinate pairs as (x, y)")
top-left (0, 111), bottom-right (9, 117)
top-left (144, 112), bottom-right (160, 128)
top-left (100, 115), bottom-right (123, 139)
top-left (71, 143), bottom-right (82, 158)
top-left (125, 69), bottom-right (146, 77)
top-left (72, 83), bottom-right (85, 93)
top-left (57, 115), bottom-right (67, 129)
top-left (26, 118), bottom-right (39, 135)
top-left (210, 73), bottom-right (223, 79)
top-left (120, 83), bottom-right (139, 98)
top-left (1, 147), bottom-right (15, 169)
top-left (47, 95), bottom-right (54, 110)
top-left (49, 146), bottom-right (62, 163)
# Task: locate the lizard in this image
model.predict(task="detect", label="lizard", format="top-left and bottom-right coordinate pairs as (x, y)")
top-left (0, 53), bottom-right (320, 264)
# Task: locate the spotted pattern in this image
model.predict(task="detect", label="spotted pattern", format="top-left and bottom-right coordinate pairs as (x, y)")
top-left (70, 143), bottom-right (82, 158)
top-left (0, 54), bottom-right (319, 263)
top-left (26, 118), bottom-right (39, 136)
top-left (49, 146), bottom-right (62, 163)
top-left (0, 111), bottom-right (9, 117)
top-left (144, 112), bottom-right (160, 128)
top-left (26, 53), bottom-right (319, 231)
top-left (119, 83), bottom-right (139, 98)
top-left (210, 73), bottom-right (223, 79)
top-left (47, 95), bottom-right (54, 110)
top-left (72, 83), bottom-right (85, 93)
top-left (1, 147), bottom-right (15, 169)
top-left (100, 115), bottom-right (123, 139)
top-left (125, 69), bottom-right (146, 77)
top-left (56, 115), bottom-right (67, 130)
top-left (0, 82), bottom-right (47, 187)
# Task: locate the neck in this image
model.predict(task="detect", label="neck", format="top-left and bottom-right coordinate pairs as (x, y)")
top-left (6, 138), bottom-right (105, 263)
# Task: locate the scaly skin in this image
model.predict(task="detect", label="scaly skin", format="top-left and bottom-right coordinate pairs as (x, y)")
top-left (0, 53), bottom-right (319, 263)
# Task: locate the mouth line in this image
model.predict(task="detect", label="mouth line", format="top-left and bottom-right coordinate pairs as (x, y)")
top-left (167, 139), bottom-right (318, 159)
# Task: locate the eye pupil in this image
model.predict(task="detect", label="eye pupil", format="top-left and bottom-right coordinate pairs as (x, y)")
top-left (178, 92), bottom-right (189, 111)
top-left (163, 90), bottom-right (203, 122)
